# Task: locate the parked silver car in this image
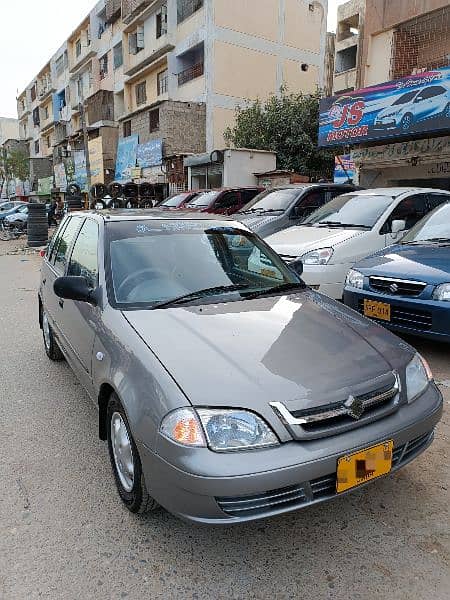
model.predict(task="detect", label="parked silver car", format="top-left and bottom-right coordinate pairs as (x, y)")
top-left (39, 211), bottom-right (443, 524)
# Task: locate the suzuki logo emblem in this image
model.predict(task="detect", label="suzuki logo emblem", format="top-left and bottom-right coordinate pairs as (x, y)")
top-left (389, 283), bottom-right (399, 294)
top-left (344, 395), bottom-right (365, 420)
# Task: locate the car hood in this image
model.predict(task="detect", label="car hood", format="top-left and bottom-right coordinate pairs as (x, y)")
top-left (123, 292), bottom-right (411, 417)
top-left (355, 243), bottom-right (450, 284)
top-left (236, 213), bottom-right (283, 232)
top-left (265, 225), bottom-right (364, 256)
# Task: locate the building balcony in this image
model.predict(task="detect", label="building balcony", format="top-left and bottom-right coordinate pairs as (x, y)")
top-left (38, 84), bottom-right (56, 105)
top-left (54, 122), bottom-right (69, 145)
top-left (124, 41), bottom-right (175, 78)
top-left (122, 0), bottom-right (154, 25)
top-left (86, 90), bottom-right (115, 126)
top-left (178, 61), bottom-right (204, 86)
top-left (105, 0), bottom-right (121, 23)
top-left (69, 48), bottom-right (97, 75)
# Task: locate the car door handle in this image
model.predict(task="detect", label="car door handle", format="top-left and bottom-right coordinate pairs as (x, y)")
top-left (59, 299), bottom-right (64, 309)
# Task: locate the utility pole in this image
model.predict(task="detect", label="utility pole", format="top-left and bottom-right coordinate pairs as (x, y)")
top-left (79, 86), bottom-right (92, 194)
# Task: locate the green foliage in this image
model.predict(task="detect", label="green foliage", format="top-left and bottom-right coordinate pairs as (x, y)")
top-left (224, 88), bottom-right (335, 180)
top-left (5, 149), bottom-right (29, 182)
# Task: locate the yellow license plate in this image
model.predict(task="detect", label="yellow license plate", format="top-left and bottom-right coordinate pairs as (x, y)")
top-left (336, 440), bottom-right (394, 493)
top-left (364, 299), bottom-right (391, 321)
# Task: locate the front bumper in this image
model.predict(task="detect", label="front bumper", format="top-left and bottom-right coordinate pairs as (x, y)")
top-left (301, 263), bottom-right (352, 299)
top-left (138, 385), bottom-right (442, 524)
top-left (344, 287), bottom-right (450, 343)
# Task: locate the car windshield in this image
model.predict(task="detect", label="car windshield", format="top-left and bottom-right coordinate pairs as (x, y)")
top-left (402, 203), bottom-right (450, 243)
top-left (240, 189), bottom-right (303, 213)
top-left (159, 193), bottom-right (190, 208)
top-left (18, 205), bottom-right (28, 213)
top-left (186, 191), bottom-right (220, 208)
top-left (392, 91), bottom-right (417, 106)
top-left (107, 221), bottom-right (300, 308)
top-left (302, 194), bottom-right (394, 229)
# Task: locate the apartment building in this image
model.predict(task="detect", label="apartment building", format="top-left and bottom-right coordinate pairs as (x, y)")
top-left (329, 0), bottom-right (450, 189)
top-left (17, 0), bottom-right (327, 192)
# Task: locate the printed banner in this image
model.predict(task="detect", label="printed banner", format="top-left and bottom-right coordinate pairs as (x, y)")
top-left (334, 155), bottom-right (355, 184)
top-left (137, 139), bottom-right (163, 168)
top-left (54, 162), bottom-right (68, 192)
top-left (319, 66), bottom-right (450, 147)
top-left (115, 134), bottom-right (139, 182)
top-left (37, 176), bottom-right (53, 196)
top-left (73, 150), bottom-right (88, 192)
top-left (88, 137), bottom-right (104, 185)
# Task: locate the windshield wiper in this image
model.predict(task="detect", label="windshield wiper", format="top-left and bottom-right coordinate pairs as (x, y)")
top-left (402, 238), bottom-right (450, 245)
top-left (151, 284), bottom-right (249, 310)
top-left (315, 221), bottom-right (370, 229)
top-left (243, 281), bottom-right (305, 300)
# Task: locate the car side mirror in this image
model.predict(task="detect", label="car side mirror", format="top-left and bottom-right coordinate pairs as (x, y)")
top-left (54, 276), bottom-right (97, 305)
top-left (391, 219), bottom-right (406, 235)
top-left (289, 258), bottom-right (304, 277)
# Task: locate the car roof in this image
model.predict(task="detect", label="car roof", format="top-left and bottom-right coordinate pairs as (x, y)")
top-left (346, 187), bottom-right (450, 198)
top-left (72, 209), bottom-right (242, 224)
top-left (260, 183), bottom-right (355, 191)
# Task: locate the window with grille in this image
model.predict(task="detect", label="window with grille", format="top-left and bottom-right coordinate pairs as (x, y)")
top-left (34, 140), bottom-right (40, 154)
top-left (55, 55), bottom-right (65, 77)
top-left (30, 85), bottom-right (37, 102)
top-left (123, 120), bottom-right (132, 137)
top-left (157, 70), bottom-right (168, 95)
top-left (114, 42), bottom-right (123, 69)
top-left (136, 82), bottom-right (147, 106)
top-left (177, 0), bottom-right (203, 24)
top-left (156, 4), bottom-right (168, 38)
top-left (149, 108), bottom-right (160, 132)
top-left (76, 39), bottom-right (82, 57)
top-left (99, 53), bottom-right (109, 80)
top-left (46, 135), bottom-right (51, 149)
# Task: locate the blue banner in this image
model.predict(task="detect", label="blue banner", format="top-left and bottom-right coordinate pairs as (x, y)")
top-left (319, 67), bottom-right (450, 147)
top-left (73, 150), bottom-right (87, 192)
top-left (136, 139), bottom-right (163, 168)
top-left (115, 134), bottom-right (139, 182)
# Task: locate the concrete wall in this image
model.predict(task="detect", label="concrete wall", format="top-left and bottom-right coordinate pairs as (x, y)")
top-left (223, 149), bottom-right (277, 187)
top-left (0, 118), bottom-right (19, 145)
top-left (364, 29), bottom-right (393, 86)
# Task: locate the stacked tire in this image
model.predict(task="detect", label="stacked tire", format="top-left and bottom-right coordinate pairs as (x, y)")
top-left (27, 203), bottom-right (48, 248)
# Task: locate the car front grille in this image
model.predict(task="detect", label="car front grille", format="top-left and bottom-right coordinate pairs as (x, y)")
top-left (369, 276), bottom-right (427, 298)
top-left (358, 300), bottom-right (433, 331)
top-left (216, 431), bottom-right (434, 518)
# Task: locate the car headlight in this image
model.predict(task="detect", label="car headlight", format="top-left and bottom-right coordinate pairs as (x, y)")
top-left (432, 283), bottom-right (450, 302)
top-left (301, 248), bottom-right (334, 266)
top-left (406, 354), bottom-right (433, 403)
top-left (160, 408), bottom-right (279, 452)
top-left (345, 269), bottom-right (364, 289)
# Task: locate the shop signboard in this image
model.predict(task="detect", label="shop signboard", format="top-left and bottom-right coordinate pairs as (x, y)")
top-left (334, 155), bottom-right (355, 184)
top-left (319, 67), bottom-right (450, 147)
top-left (38, 176), bottom-right (53, 196)
top-left (73, 150), bottom-right (88, 192)
top-left (64, 156), bottom-right (75, 185)
top-left (88, 137), bottom-right (104, 185)
top-left (54, 162), bottom-right (68, 192)
top-left (115, 134), bottom-right (139, 182)
top-left (136, 139), bottom-right (163, 168)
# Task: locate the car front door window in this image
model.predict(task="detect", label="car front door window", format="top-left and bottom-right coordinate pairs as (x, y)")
top-left (67, 219), bottom-right (99, 288)
top-left (215, 192), bottom-right (240, 212)
top-left (53, 216), bottom-right (84, 274)
top-left (384, 195), bottom-right (428, 234)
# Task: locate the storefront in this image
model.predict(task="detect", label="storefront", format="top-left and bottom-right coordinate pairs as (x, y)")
top-left (319, 67), bottom-right (450, 190)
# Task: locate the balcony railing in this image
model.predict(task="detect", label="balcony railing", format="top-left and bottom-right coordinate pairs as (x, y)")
top-left (178, 61), bottom-right (204, 86)
top-left (86, 90), bottom-right (114, 124)
top-left (54, 123), bottom-right (68, 145)
top-left (122, 0), bottom-right (152, 24)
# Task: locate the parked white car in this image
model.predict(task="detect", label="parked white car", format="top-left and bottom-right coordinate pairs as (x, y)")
top-left (257, 188), bottom-right (450, 299)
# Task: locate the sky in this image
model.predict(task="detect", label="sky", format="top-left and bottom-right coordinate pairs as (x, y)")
top-left (0, 0), bottom-right (346, 119)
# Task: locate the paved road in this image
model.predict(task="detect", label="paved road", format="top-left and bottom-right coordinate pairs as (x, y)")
top-left (1, 248), bottom-right (449, 600)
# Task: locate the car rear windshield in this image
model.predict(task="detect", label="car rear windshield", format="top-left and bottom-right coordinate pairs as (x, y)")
top-left (302, 194), bottom-right (393, 228)
top-left (159, 194), bottom-right (189, 208)
top-left (106, 221), bottom-right (298, 308)
top-left (241, 188), bottom-right (304, 212)
top-left (402, 203), bottom-right (450, 242)
top-left (186, 191), bottom-right (220, 208)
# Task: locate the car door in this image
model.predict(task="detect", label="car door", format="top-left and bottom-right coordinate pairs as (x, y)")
top-left (56, 218), bottom-right (101, 396)
top-left (382, 194), bottom-right (429, 246)
top-left (42, 215), bottom-right (84, 331)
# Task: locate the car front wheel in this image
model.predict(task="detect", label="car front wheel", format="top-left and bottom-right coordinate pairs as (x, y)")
top-left (42, 310), bottom-right (64, 361)
top-left (400, 113), bottom-right (413, 130)
top-left (107, 393), bottom-right (158, 514)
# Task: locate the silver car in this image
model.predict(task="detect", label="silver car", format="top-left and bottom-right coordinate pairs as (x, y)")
top-left (39, 210), bottom-right (443, 524)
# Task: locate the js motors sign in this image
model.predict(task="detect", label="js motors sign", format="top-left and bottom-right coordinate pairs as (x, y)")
top-left (319, 67), bottom-right (450, 147)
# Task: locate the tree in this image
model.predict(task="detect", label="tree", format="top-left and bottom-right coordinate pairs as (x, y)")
top-left (224, 88), bottom-right (335, 180)
top-left (0, 148), bottom-right (29, 198)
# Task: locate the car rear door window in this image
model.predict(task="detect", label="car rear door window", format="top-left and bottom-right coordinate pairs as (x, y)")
top-left (241, 189), bottom-right (260, 204)
top-left (294, 190), bottom-right (326, 218)
top-left (67, 219), bottom-right (99, 288)
top-left (53, 216), bottom-right (84, 274)
top-left (215, 192), bottom-right (240, 209)
top-left (427, 194), bottom-right (450, 211)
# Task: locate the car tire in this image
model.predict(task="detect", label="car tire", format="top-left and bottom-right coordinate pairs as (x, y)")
top-left (42, 310), bottom-right (64, 361)
top-left (400, 113), bottom-right (413, 131)
top-left (106, 393), bottom-right (158, 514)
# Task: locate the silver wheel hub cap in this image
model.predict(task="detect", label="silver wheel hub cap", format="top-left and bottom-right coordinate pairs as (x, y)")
top-left (111, 412), bottom-right (135, 492)
top-left (43, 313), bottom-right (51, 350)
